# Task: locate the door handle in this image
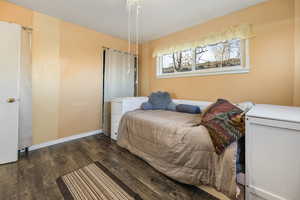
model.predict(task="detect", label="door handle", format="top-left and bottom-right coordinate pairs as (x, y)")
top-left (7, 98), bottom-right (16, 103)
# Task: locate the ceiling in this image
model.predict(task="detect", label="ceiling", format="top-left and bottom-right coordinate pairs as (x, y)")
top-left (8, 0), bottom-right (267, 42)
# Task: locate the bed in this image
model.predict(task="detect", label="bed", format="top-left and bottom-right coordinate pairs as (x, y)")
top-left (116, 101), bottom-right (241, 200)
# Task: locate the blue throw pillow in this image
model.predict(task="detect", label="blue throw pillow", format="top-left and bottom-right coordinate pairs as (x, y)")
top-left (141, 102), bottom-right (153, 110)
top-left (140, 91), bottom-right (176, 111)
top-left (176, 104), bottom-right (201, 114)
top-left (148, 91), bottom-right (171, 110)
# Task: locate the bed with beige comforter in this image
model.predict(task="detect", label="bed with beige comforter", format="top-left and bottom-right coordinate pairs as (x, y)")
top-left (117, 109), bottom-right (238, 199)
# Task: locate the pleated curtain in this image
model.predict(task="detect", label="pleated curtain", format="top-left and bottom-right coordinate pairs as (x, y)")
top-left (103, 49), bottom-right (135, 134)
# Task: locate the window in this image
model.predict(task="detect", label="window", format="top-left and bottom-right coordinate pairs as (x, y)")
top-left (157, 39), bottom-right (249, 78)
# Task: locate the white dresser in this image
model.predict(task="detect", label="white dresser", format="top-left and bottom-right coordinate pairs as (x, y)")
top-left (246, 104), bottom-right (300, 200)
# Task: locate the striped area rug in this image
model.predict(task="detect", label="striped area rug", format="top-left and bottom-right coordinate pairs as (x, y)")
top-left (57, 162), bottom-right (142, 200)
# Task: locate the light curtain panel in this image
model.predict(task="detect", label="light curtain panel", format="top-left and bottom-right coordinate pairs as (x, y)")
top-left (103, 49), bottom-right (135, 134)
top-left (19, 28), bottom-right (32, 149)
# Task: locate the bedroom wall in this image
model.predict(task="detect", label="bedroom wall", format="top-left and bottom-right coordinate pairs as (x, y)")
top-left (32, 13), bottom-right (61, 144)
top-left (58, 21), bottom-right (128, 138)
top-left (0, 0), bottom-right (32, 27)
top-left (294, 0), bottom-right (300, 106)
top-left (0, 1), bottom-right (129, 145)
top-left (140, 0), bottom-right (296, 106)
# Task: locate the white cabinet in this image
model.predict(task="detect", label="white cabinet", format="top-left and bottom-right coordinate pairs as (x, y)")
top-left (246, 104), bottom-right (300, 200)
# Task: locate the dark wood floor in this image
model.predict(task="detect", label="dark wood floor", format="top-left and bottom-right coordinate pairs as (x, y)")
top-left (0, 134), bottom-right (219, 200)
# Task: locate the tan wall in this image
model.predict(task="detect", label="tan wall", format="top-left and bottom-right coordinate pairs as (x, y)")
top-left (0, 1), bottom-right (32, 27)
top-left (58, 21), bottom-right (128, 138)
top-left (32, 13), bottom-right (61, 144)
top-left (0, 1), bottom-right (128, 144)
top-left (140, 0), bottom-right (296, 106)
top-left (294, 0), bottom-right (300, 106)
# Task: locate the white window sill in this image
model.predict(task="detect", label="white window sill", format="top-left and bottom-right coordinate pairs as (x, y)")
top-left (156, 67), bottom-right (250, 79)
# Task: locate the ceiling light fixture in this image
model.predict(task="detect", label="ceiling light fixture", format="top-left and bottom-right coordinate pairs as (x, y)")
top-left (126, 0), bottom-right (142, 74)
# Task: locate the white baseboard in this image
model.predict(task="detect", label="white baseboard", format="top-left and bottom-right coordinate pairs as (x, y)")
top-left (29, 130), bottom-right (103, 151)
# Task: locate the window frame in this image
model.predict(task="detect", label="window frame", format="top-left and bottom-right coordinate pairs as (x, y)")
top-left (156, 39), bottom-right (250, 79)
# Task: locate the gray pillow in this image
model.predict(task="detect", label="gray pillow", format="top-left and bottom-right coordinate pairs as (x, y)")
top-left (141, 91), bottom-right (176, 111)
top-left (141, 102), bottom-right (153, 110)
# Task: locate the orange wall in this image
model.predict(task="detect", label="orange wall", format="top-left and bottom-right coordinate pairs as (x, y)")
top-left (32, 13), bottom-right (61, 144)
top-left (0, 1), bottom-right (32, 27)
top-left (58, 21), bottom-right (128, 138)
top-left (140, 0), bottom-right (296, 106)
top-left (0, 1), bottom-right (129, 144)
top-left (294, 0), bottom-right (300, 106)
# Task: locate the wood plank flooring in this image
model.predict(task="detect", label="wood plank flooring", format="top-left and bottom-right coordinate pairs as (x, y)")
top-left (0, 134), bottom-right (220, 200)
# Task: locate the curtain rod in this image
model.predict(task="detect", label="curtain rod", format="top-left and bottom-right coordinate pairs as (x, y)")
top-left (22, 26), bottom-right (33, 31)
top-left (102, 46), bottom-right (138, 56)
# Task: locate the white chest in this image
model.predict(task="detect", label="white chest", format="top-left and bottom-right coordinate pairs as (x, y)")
top-left (246, 104), bottom-right (300, 200)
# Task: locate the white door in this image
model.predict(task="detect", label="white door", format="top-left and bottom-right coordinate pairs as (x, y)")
top-left (0, 22), bottom-right (21, 164)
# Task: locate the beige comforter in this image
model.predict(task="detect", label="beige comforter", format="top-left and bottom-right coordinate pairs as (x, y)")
top-left (117, 110), bottom-right (238, 199)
